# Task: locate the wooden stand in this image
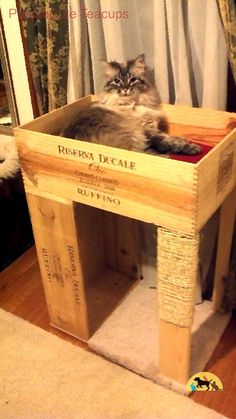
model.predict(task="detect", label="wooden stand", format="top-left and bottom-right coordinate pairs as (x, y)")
top-left (15, 95), bottom-right (236, 384)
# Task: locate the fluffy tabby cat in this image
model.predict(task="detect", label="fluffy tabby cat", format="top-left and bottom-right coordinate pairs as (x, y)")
top-left (61, 54), bottom-right (201, 155)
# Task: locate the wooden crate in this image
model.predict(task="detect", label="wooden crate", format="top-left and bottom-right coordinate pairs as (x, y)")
top-left (14, 95), bottom-right (236, 384)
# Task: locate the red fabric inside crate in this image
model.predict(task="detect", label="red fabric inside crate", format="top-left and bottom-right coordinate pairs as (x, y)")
top-left (169, 142), bottom-right (214, 163)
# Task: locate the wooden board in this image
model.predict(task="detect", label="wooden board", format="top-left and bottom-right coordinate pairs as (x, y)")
top-left (26, 194), bottom-right (90, 340)
top-left (196, 131), bottom-right (236, 231)
top-left (213, 188), bottom-right (236, 311)
top-left (159, 320), bottom-right (191, 384)
top-left (103, 213), bottom-right (142, 279)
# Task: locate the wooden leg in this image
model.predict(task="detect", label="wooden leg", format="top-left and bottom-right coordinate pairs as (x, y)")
top-left (159, 321), bottom-right (191, 384)
top-left (212, 188), bottom-right (236, 311)
top-left (157, 227), bottom-right (200, 384)
top-left (26, 194), bottom-right (90, 341)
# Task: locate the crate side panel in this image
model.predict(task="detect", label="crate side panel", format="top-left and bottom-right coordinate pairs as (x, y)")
top-left (196, 129), bottom-right (236, 231)
top-left (15, 129), bottom-right (197, 234)
top-left (15, 128), bottom-right (196, 181)
top-left (19, 98), bottom-right (236, 134)
top-left (161, 104), bottom-right (236, 129)
top-left (26, 194), bottom-right (90, 340)
top-left (17, 95), bottom-right (96, 135)
top-left (162, 104), bottom-right (236, 146)
top-left (103, 212), bottom-right (142, 279)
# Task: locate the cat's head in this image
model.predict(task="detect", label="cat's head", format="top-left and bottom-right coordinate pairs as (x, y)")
top-left (101, 54), bottom-right (151, 102)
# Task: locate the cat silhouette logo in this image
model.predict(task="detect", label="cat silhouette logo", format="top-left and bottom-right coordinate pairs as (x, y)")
top-left (187, 372), bottom-right (223, 392)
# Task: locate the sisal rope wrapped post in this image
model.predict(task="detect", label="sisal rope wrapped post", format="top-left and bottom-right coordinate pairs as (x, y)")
top-left (157, 227), bottom-right (200, 328)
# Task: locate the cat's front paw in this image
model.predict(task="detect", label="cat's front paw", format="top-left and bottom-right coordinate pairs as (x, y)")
top-left (169, 137), bottom-right (202, 155)
top-left (187, 143), bottom-right (202, 155)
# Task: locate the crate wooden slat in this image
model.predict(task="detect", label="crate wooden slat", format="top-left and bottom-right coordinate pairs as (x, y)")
top-left (25, 194), bottom-right (90, 340)
top-left (212, 188), bottom-right (236, 311)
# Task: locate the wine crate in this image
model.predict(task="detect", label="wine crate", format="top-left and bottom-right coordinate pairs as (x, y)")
top-left (15, 95), bottom-right (236, 234)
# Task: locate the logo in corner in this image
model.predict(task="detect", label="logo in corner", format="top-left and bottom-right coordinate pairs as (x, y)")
top-left (186, 372), bottom-right (223, 392)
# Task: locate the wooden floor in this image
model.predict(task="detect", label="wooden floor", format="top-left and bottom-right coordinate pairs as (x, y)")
top-left (0, 246), bottom-right (236, 418)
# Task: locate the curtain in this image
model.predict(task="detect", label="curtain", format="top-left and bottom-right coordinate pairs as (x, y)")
top-left (18, 0), bottom-right (69, 114)
top-left (67, 0), bottom-right (228, 110)
top-left (67, 0), bottom-right (231, 304)
top-left (67, 0), bottom-right (94, 103)
top-left (217, 0), bottom-right (236, 84)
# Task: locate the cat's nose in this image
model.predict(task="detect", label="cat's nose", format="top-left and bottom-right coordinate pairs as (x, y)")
top-left (120, 88), bottom-right (130, 96)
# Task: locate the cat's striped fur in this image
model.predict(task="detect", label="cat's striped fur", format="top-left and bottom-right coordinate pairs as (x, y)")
top-left (61, 54), bottom-right (201, 156)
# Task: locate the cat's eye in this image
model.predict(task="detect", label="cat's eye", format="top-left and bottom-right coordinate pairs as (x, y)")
top-left (113, 78), bottom-right (121, 84)
top-left (130, 77), bottom-right (138, 84)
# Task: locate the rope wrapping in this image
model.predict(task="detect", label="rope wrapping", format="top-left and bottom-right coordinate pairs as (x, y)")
top-left (157, 227), bottom-right (200, 327)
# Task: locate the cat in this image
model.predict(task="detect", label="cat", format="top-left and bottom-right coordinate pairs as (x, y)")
top-left (0, 140), bottom-right (20, 182)
top-left (61, 54), bottom-right (201, 156)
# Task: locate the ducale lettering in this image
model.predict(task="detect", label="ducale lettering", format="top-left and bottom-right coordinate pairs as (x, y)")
top-left (99, 153), bottom-right (136, 170)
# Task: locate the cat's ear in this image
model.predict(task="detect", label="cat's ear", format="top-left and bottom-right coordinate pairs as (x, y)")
top-left (100, 60), bottom-right (118, 79)
top-left (129, 54), bottom-right (146, 77)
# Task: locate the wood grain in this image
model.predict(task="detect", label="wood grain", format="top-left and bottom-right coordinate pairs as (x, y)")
top-left (159, 320), bottom-right (191, 384)
top-left (103, 212), bottom-right (142, 279)
top-left (196, 133), bottom-right (236, 232)
top-left (26, 194), bottom-right (90, 341)
top-left (213, 188), bottom-right (236, 311)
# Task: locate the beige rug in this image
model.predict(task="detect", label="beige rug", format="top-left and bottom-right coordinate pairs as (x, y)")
top-left (0, 309), bottom-right (226, 419)
top-left (89, 282), bottom-right (231, 392)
